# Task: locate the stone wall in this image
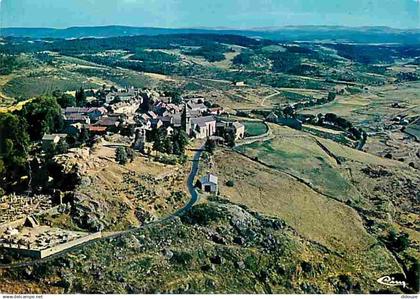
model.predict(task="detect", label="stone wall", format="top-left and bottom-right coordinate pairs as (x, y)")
top-left (0, 232), bottom-right (102, 259)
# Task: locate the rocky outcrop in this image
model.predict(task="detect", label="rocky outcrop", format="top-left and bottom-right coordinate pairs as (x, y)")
top-left (69, 192), bottom-right (108, 232)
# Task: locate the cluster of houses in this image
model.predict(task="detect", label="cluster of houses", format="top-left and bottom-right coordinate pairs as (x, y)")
top-left (42, 87), bottom-right (245, 152)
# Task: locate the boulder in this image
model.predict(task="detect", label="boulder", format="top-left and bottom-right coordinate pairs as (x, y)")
top-left (211, 234), bottom-right (227, 245)
top-left (210, 255), bottom-right (224, 265)
top-left (235, 260), bottom-right (246, 270)
top-left (233, 236), bottom-right (245, 245)
top-left (162, 249), bottom-right (174, 259)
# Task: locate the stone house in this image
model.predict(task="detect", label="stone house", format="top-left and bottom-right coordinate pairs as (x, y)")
top-left (266, 112), bottom-right (279, 123)
top-left (190, 116), bottom-right (216, 139)
top-left (216, 121), bottom-right (245, 140)
top-left (64, 113), bottom-right (91, 126)
top-left (197, 173), bottom-right (218, 193)
top-left (42, 134), bottom-right (68, 151)
top-left (232, 122), bottom-right (245, 140)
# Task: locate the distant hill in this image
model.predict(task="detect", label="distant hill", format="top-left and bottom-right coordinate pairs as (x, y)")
top-left (2, 25), bottom-right (420, 44)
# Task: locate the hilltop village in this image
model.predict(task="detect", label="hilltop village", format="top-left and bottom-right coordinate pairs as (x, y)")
top-left (57, 87), bottom-right (245, 154)
top-left (0, 86), bottom-right (246, 261)
top-left (0, 30), bottom-right (419, 294)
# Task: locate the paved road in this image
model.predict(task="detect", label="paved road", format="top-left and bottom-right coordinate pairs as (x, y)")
top-left (173, 145), bottom-right (204, 217)
top-left (0, 145), bottom-right (205, 269)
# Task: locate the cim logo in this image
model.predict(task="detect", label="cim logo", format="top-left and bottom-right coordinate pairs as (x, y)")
top-left (377, 274), bottom-right (408, 288)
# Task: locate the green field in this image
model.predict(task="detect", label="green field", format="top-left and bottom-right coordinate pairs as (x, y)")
top-left (235, 135), bottom-right (359, 202)
top-left (2, 75), bottom-right (102, 99)
top-left (244, 121), bottom-right (268, 137)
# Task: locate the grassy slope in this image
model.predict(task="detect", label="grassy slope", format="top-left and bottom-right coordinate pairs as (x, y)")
top-left (0, 54), bottom-right (176, 103)
top-left (214, 123), bottom-right (418, 292)
top-left (214, 149), bottom-right (371, 251)
top-left (235, 125), bottom-right (360, 202)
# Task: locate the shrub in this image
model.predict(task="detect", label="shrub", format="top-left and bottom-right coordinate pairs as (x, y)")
top-left (181, 204), bottom-right (224, 225)
top-left (156, 153), bottom-right (182, 165)
top-left (171, 251), bottom-right (193, 265)
top-left (126, 148), bottom-right (135, 162)
top-left (226, 180), bottom-right (235, 187)
top-left (116, 146), bottom-right (128, 165)
top-left (387, 231), bottom-right (410, 252)
top-left (384, 153), bottom-right (393, 159)
top-left (205, 138), bottom-right (216, 154)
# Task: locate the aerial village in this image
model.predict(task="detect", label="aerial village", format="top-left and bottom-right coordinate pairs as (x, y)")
top-left (56, 86), bottom-right (244, 152)
top-left (0, 86), bottom-right (245, 261)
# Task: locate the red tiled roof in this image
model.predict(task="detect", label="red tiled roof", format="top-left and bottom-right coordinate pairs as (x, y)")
top-left (89, 126), bottom-right (107, 132)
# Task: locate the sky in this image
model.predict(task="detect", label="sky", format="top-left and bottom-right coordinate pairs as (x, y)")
top-left (0, 0), bottom-right (419, 29)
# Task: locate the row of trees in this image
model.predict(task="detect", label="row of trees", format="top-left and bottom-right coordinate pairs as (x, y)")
top-left (277, 92), bottom-right (336, 118)
top-left (115, 146), bottom-right (135, 165)
top-left (322, 113), bottom-right (366, 141)
top-left (148, 128), bottom-right (189, 156)
top-left (52, 87), bottom-right (88, 108)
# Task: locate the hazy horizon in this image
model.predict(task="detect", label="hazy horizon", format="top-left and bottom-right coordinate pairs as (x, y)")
top-left (2, 24), bottom-right (420, 31)
top-left (0, 0), bottom-right (419, 30)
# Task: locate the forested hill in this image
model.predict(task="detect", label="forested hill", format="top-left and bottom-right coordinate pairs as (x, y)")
top-left (2, 25), bottom-right (420, 44)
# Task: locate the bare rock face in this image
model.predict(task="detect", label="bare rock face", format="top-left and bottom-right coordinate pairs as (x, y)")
top-left (49, 147), bottom-right (108, 191)
top-left (69, 192), bottom-right (108, 232)
top-left (53, 148), bottom-right (91, 175)
top-left (48, 161), bottom-right (81, 192)
top-left (361, 166), bottom-right (392, 178)
top-left (226, 204), bottom-right (260, 234)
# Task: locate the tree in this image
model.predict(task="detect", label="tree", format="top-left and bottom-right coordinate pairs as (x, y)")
top-left (139, 96), bottom-right (151, 113)
top-left (43, 138), bottom-right (68, 159)
top-left (181, 104), bottom-right (188, 132)
top-left (336, 117), bottom-right (352, 130)
top-left (20, 96), bottom-right (64, 141)
top-left (79, 127), bottom-right (90, 145)
top-left (172, 94), bottom-right (183, 105)
top-left (283, 106), bottom-right (295, 118)
top-left (327, 91), bottom-right (336, 102)
top-left (162, 138), bottom-right (173, 154)
top-left (205, 138), bottom-right (216, 154)
top-left (75, 87), bottom-right (87, 107)
top-left (53, 90), bottom-right (76, 108)
top-left (0, 159), bottom-right (5, 177)
top-left (325, 113), bottom-right (338, 123)
top-left (109, 96), bottom-right (121, 105)
top-left (152, 127), bottom-right (167, 153)
top-left (56, 92), bottom-right (76, 108)
top-left (116, 146), bottom-right (128, 165)
top-left (224, 127), bottom-right (236, 147)
top-left (166, 89), bottom-right (183, 105)
top-left (171, 129), bottom-right (189, 155)
top-left (55, 139), bottom-right (69, 155)
top-left (0, 113), bottom-right (30, 186)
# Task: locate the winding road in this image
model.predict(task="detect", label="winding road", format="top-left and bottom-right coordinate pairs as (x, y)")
top-left (0, 145), bottom-right (205, 269)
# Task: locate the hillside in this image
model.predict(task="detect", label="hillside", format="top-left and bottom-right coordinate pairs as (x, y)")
top-left (2, 25), bottom-right (420, 43)
top-left (0, 31), bottom-right (419, 294)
